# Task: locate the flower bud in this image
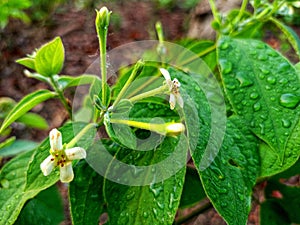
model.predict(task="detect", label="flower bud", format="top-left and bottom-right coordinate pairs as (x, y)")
top-left (166, 123), bottom-right (185, 135)
top-left (96, 6), bottom-right (111, 29)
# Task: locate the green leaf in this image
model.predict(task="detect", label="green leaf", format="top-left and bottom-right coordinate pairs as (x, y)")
top-left (270, 17), bottom-right (300, 58)
top-left (217, 36), bottom-right (300, 165)
top-left (16, 58), bottom-right (36, 70)
top-left (0, 150), bottom-right (35, 225)
top-left (35, 37), bottom-right (65, 77)
top-left (100, 135), bottom-right (188, 225)
top-left (179, 167), bottom-right (206, 209)
top-left (260, 200), bottom-right (291, 225)
top-left (259, 92), bottom-right (300, 177)
top-left (0, 90), bottom-right (56, 134)
top-left (69, 161), bottom-right (104, 225)
top-left (0, 139), bottom-right (37, 157)
top-left (57, 74), bottom-right (100, 90)
top-left (193, 117), bottom-right (260, 225)
top-left (15, 185), bottom-right (64, 225)
top-left (25, 122), bottom-right (96, 192)
top-left (271, 158), bottom-right (300, 179)
top-left (17, 112), bottom-right (49, 130)
top-left (265, 181), bottom-right (300, 223)
top-left (0, 136), bottom-right (16, 151)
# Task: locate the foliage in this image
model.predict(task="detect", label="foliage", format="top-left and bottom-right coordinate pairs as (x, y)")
top-left (1, 1), bottom-right (300, 225)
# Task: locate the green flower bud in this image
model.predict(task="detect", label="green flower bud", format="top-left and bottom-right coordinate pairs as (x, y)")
top-left (96, 6), bottom-right (111, 29)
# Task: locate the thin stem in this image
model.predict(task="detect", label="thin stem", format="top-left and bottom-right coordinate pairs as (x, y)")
top-left (66, 123), bottom-right (97, 148)
top-left (208, 0), bottom-right (220, 24)
top-left (128, 85), bottom-right (168, 103)
top-left (49, 76), bottom-right (72, 118)
top-left (236, 0), bottom-right (249, 24)
top-left (99, 28), bottom-right (108, 107)
top-left (173, 199), bottom-right (213, 225)
top-left (112, 60), bottom-right (144, 108)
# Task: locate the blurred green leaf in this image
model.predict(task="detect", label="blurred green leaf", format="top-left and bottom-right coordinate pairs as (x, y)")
top-left (17, 112), bottom-right (49, 130)
top-left (0, 139), bottom-right (37, 157)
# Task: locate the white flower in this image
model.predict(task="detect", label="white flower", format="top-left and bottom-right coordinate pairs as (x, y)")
top-left (160, 68), bottom-right (184, 110)
top-left (40, 128), bottom-right (86, 183)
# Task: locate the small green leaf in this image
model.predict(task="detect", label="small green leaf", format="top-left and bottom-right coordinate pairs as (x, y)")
top-left (0, 139), bottom-right (37, 157)
top-left (260, 200), bottom-right (291, 225)
top-left (16, 58), bottom-right (36, 70)
top-left (0, 90), bottom-right (56, 134)
top-left (0, 136), bottom-right (16, 151)
top-left (193, 117), bottom-right (260, 225)
top-left (15, 185), bottom-right (64, 225)
top-left (179, 167), bottom-right (206, 208)
top-left (270, 17), bottom-right (300, 58)
top-left (57, 74), bottom-right (100, 90)
top-left (35, 37), bottom-right (65, 77)
top-left (217, 36), bottom-right (300, 165)
top-left (69, 161), bottom-right (104, 225)
top-left (17, 112), bottom-right (49, 130)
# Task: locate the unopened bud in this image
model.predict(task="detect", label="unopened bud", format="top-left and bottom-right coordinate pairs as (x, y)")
top-left (166, 123), bottom-right (185, 135)
top-left (96, 6), bottom-right (111, 29)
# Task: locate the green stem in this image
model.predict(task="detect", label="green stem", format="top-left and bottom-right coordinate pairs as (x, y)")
top-left (208, 0), bottom-right (220, 24)
top-left (235, 0), bottom-right (249, 24)
top-left (49, 76), bottom-right (72, 118)
top-left (112, 60), bottom-right (144, 108)
top-left (128, 85), bottom-right (169, 103)
top-left (66, 123), bottom-right (98, 148)
top-left (99, 28), bottom-right (108, 107)
top-left (173, 199), bottom-right (213, 225)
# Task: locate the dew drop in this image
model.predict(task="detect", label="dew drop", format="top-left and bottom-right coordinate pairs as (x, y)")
top-left (220, 41), bottom-right (229, 50)
top-left (157, 202), bottom-right (165, 209)
top-left (265, 85), bottom-right (271, 90)
top-left (282, 119), bottom-right (292, 128)
top-left (259, 123), bottom-right (265, 135)
top-left (236, 72), bottom-right (253, 87)
top-left (218, 188), bottom-right (228, 194)
top-left (152, 208), bottom-right (158, 218)
top-left (220, 60), bottom-right (233, 74)
top-left (238, 193), bottom-right (245, 201)
top-left (253, 102), bottom-right (261, 111)
top-left (278, 62), bottom-right (290, 72)
top-left (0, 179), bottom-right (9, 189)
top-left (258, 54), bottom-right (268, 61)
top-left (220, 201), bottom-right (228, 207)
top-left (250, 92), bottom-right (259, 100)
top-left (279, 93), bottom-right (300, 109)
top-left (149, 183), bottom-right (163, 198)
top-left (143, 212), bottom-right (149, 218)
top-left (279, 78), bottom-right (288, 84)
top-left (168, 193), bottom-right (175, 209)
top-left (260, 68), bottom-right (270, 74)
top-left (267, 76), bottom-right (276, 84)
top-left (126, 191), bottom-right (136, 200)
top-left (226, 84), bottom-right (236, 90)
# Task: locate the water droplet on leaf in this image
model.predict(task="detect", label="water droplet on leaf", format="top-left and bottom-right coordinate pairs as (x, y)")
top-left (279, 93), bottom-right (300, 109)
top-left (282, 119), bottom-right (291, 128)
top-left (250, 92), bottom-right (259, 99)
top-left (236, 72), bottom-right (253, 87)
top-left (253, 102), bottom-right (261, 111)
top-left (267, 76), bottom-right (276, 84)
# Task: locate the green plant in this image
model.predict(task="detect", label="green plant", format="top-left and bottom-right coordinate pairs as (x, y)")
top-left (1, 1), bottom-right (300, 225)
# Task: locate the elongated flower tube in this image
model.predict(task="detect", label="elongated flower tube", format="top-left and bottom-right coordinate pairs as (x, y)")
top-left (160, 68), bottom-right (184, 110)
top-left (40, 129), bottom-right (86, 183)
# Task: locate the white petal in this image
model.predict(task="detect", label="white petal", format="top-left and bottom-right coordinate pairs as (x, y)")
top-left (60, 162), bottom-right (74, 183)
top-left (176, 94), bottom-right (184, 108)
top-left (169, 94), bottom-right (176, 110)
top-left (49, 128), bottom-right (63, 151)
top-left (159, 68), bottom-right (171, 81)
top-left (166, 123), bottom-right (185, 134)
top-left (40, 155), bottom-right (55, 176)
top-left (65, 147), bottom-right (86, 160)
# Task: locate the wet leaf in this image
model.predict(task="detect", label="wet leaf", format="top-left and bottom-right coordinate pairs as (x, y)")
top-left (218, 36), bottom-right (300, 171)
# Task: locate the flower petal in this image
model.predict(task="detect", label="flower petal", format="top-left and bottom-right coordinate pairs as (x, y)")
top-left (49, 128), bottom-right (63, 151)
top-left (160, 68), bottom-right (171, 82)
top-left (65, 147), bottom-right (86, 160)
top-left (169, 93), bottom-right (176, 110)
top-left (60, 162), bottom-right (74, 183)
top-left (40, 155), bottom-right (55, 176)
top-left (176, 94), bottom-right (184, 108)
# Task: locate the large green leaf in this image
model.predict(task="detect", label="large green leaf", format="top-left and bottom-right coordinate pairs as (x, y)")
top-left (15, 185), bottom-right (64, 225)
top-left (35, 37), bottom-right (64, 77)
top-left (102, 135), bottom-right (188, 225)
top-left (217, 36), bottom-right (300, 169)
top-left (25, 122), bottom-right (96, 191)
top-left (0, 150), bottom-right (35, 225)
top-left (69, 161), bottom-right (104, 225)
top-left (57, 74), bottom-right (100, 90)
top-left (193, 117), bottom-right (260, 225)
top-left (0, 89), bottom-right (56, 134)
top-left (0, 139), bottom-right (38, 157)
